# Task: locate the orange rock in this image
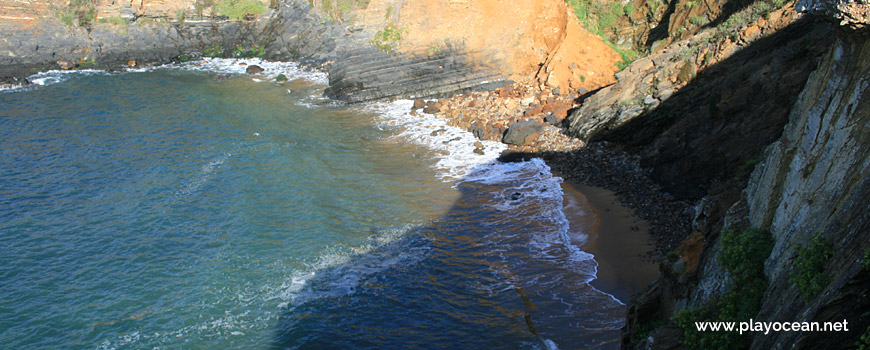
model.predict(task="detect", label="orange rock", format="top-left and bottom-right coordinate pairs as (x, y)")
top-left (524, 104), bottom-right (545, 117)
top-left (127, 60), bottom-right (136, 67)
top-left (742, 24), bottom-right (760, 40)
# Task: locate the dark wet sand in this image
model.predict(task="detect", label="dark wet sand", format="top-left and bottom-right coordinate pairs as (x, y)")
top-left (560, 180), bottom-right (660, 302)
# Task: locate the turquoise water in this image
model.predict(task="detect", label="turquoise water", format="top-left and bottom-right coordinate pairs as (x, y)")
top-left (0, 60), bottom-right (624, 349)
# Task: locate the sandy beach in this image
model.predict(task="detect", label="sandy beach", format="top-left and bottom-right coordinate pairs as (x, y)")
top-left (560, 180), bottom-right (660, 302)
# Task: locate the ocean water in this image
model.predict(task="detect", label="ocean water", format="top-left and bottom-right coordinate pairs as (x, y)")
top-left (0, 59), bottom-right (624, 349)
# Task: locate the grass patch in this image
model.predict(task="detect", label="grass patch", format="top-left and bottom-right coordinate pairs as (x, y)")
top-left (715, 0), bottom-right (791, 40)
top-left (311, 0), bottom-right (369, 22)
top-left (789, 233), bottom-right (834, 301)
top-left (204, 43), bottom-right (224, 57)
top-left (623, 2), bottom-right (636, 16)
top-left (370, 22), bottom-right (404, 52)
top-left (566, 0), bottom-right (641, 71)
top-left (690, 15), bottom-right (708, 27)
top-left (101, 16), bottom-right (128, 26)
top-left (215, 0), bottom-right (267, 20)
top-left (55, 0), bottom-right (96, 28)
top-left (673, 229), bottom-right (773, 350)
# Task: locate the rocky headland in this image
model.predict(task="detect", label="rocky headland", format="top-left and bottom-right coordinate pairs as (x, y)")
top-left (2, 0), bottom-right (868, 348)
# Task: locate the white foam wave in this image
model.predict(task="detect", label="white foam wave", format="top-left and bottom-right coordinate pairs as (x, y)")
top-left (271, 224), bottom-right (426, 308)
top-left (365, 100), bottom-right (507, 181)
top-left (175, 152), bottom-right (232, 197)
top-left (161, 57), bottom-right (328, 85)
top-left (365, 99), bottom-right (604, 285)
top-left (0, 69), bottom-right (109, 93)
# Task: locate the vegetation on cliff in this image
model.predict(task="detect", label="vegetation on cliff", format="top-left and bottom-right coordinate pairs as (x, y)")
top-left (215, 0), bottom-right (268, 20)
top-left (673, 229), bottom-right (773, 349)
top-left (54, 0), bottom-right (96, 28)
top-left (788, 233), bottom-right (834, 302)
top-left (566, 0), bottom-right (640, 69)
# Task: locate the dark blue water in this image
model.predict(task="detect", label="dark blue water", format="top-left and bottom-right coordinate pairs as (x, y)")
top-left (0, 59), bottom-right (624, 349)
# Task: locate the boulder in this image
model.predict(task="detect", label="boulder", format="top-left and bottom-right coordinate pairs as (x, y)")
top-left (423, 101), bottom-right (441, 114)
top-left (246, 65), bottom-right (264, 74)
top-left (544, 113), bottom-right (563, 126)
top-left (412, 98), bottom-right (426, 110)
top-left (502, 120), bottom-right (544, 146)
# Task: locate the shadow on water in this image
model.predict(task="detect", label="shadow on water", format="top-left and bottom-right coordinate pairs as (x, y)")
top-left (268, 159), bottom-right (628, 350)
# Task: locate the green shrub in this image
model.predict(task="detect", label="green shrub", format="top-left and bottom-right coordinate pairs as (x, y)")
top-left (370, 23), bottom-right (404, 52)
top-left (176, 9), bottom-right (186, 24)
top-left (721, 229), bottom-right (774, 286)
top-left (195, 0), bottom-right (215, 17)
top-left (674, 229), bottom-right (773, 350)
top-left (689, 15), bottom-right (708, 27)
top-left (105, 16), bottom-right (127, 26)
top-left (631, 320), bottom-right (666, 345)
top-left (315, 0), bottom-right (369, 22)
top-left (623, 2), bottom-right (636, 16)
top-left (55, 0), bottom-right (96, 28)
top-left (857, 325), bottom-right (870, 350)
top-left (215, 0), bottom-right (267, 20)
top-left (863, 249), bottom-right (870, 270)
top-left (231, 44), bottom-right (266, 58)
top-left (204, 44), bottom-right (224, 57)
top-left (789, 233), bottom-right (834, 301)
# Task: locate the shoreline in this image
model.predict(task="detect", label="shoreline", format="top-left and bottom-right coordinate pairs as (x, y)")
top-left (559, 180), bottom-right (659, 302)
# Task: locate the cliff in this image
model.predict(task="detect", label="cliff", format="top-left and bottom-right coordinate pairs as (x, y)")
top-left (2, 0), bottom-right (869, 348)
top-left (578, 0), bottom-right (870, 348)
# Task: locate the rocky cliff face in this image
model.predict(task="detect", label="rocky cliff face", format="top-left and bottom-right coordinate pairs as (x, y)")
top-left (3, 0), bottom-right (603, 103)
top-left (597, 0), bottom-right (870, 347)
top-left (568, 2), bottom-right (832, 200)
top-left (0, 0), bottom-right (344, 84)
top-left (746, 30), bottom-right (869, 349)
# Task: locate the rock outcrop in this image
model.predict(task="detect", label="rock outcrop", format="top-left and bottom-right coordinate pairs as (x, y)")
top-left (568, 3), bottom-right (832, 200)
top-left (323, 45), bottom-right (508, 103)
top-left (0, 0), bottom-right (350, 84)
top-left (796, 0), bottom-right (870, 29)
top-left (609, 0), bottom-right (869, 348)
top-left (746, 30), bottom-right (869, 349)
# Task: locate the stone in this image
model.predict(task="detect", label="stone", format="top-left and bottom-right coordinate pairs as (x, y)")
top-left (796, 0), bottom-right (870, 30)
top-left (412, 99), bottom-right (426, 110)
top-left (423, 102), bottom-right (441, 114)
top-left (643, 95), bottom-right (660, 106)
top-left (523, 104), bottom-right (545, 117)
top-left (246, 65), bottom-right (264, 74)
top-left (473, 147), bottom-right (485, 155)
top-left (275, 73), bottom-right (288, 82)
top-left (502, 120), bottom-right (544, 146)
top-left (544, 113), bottom-right (562, 126)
